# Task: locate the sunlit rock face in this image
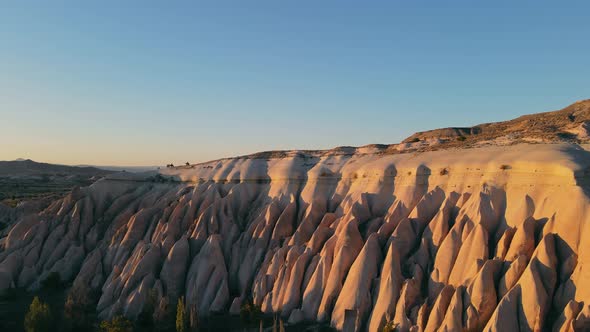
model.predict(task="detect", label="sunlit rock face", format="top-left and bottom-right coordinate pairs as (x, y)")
top-left (4, 142), bottom-right (590, 331)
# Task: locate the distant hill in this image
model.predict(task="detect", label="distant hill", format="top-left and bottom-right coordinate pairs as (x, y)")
top-left (0, 159), bottom-right (114, 177)
top-left (401, 99), bottom-right (590, 147)
top-left (0, 160), bottom-right (116, 207)
top-left (75, 164), bottom-right (160, 173)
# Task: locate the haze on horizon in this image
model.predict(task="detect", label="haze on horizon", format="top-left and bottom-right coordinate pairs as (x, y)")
top-left (1, 1), bottom-right (589, 167)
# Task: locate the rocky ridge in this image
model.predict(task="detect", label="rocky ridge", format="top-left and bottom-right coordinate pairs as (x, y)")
top-left (2, 101), bottom-right (590, 331)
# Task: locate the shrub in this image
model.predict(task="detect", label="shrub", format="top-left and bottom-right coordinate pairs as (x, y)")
top-left (136, 289), bottom-right (157, 330)
top-left (440, 168), bottom-right (449, 176)
top-left (176, 297), bottom-right (188, 332)
top-left (456, 136), bottom-right (466, 141)
top-left (0, 286), bottom-right (18, 300)
top-left (409, 137), bottom-right (420, 143)
top-left (381, 320), bottom-right (398, 332)
top-left (557, 132), bottom-right (576, 140)
top-left (240, 301), bottom-right (262, 324)
top-left (500, 164), bottom-right (511, 170)
top-left (100, 315), bottom-right (132, 332)
top-left (151, 295), bottom-right (175, 331)
top-left (63, 290), bottom-right (98, 332)
top-left (24, 296), bottom-right (53, 332)
top-left (41, 272), bottom-right (62, 290)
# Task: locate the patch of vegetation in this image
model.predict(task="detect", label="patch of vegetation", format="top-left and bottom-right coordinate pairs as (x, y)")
top-left (1, 198), bottom-right (19, 208)
top-left (100, 315), bottom-right (133, 332)
top-left (176, 297), bottom-right (188, 332)
top-left (0, 287), bottom-right (18, 300)
top-left (151, 174), bottom-right (174, 183)
top-left (381, 320), bottom-right (398, 332)
top-left (64, 286), bottom-right (100, 332)
top-left (24, 296), bottom-right (53, 332)
top-left (0, 175), bottom-right (95, 207)
top-left (136, 290), bottom-right (157, 330)
top-left (41, 272), bottom-right (63, 290)
top-left (440, 168), bottom-right (449, 175)
top-left (456, 136), bottom-right (467, 141)
top-left (409, 137), bottom-right (420, 143)
top-left (500, 164), bottom-right (512, 170)
top-left (239, 301), bottom-right (262, 324)
top-left (4, 286), bottom-right (337, 331)
top-left (557, 132), bottom-right (577, 140)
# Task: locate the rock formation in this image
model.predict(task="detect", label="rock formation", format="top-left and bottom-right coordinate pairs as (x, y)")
top-left (2, 100), bottom-right (590, 331)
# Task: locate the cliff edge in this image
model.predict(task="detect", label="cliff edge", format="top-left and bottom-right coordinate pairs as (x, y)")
top-left (2, 101), bottom-right (590, 331)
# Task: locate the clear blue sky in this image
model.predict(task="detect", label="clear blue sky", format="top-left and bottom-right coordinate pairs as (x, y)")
top-left (1, 1), bottom-right (589, 166)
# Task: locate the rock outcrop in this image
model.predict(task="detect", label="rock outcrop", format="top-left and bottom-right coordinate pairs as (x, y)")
top-left (3, 101), bottom-right (590, 331)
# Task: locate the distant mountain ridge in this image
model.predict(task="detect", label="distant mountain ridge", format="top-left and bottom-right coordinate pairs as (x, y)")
top-left (75, 164), bottom-right (160, 173)
top-left (0, 159), bottom-right (114, 177)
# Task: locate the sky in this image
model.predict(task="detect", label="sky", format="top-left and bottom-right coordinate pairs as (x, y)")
top-left (1, 1), bottom-right (589, 166)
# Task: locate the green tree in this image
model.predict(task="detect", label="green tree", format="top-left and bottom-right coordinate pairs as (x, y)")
top-left (176, 297), bottom-right (188, 332)
top-left (240, 301), bottom-right (262, 324)
top-left (99, 315), bottom-right (133, 332)
top-left (41, 272), bottom-right (62, 290)
top-left (63, 288), bottom-right (98, 332)
top-left (24, 296), bottom-right (53, 332)
top-left (136, 289), bottom-right (157, 330)
top-left (0, 286), bottom-right (18, 300)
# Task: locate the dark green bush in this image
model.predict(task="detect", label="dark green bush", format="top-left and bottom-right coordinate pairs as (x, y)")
top-left (134, 289), bottom-right (157, 330)
top-left (63, 284), bottom-right (100, 332)
top-left (0, 286), bottom-right (18, 300)
top-left (239, 301), bottom-right (262, 324)
top-left (41, 272), bottom-right (62, 290)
